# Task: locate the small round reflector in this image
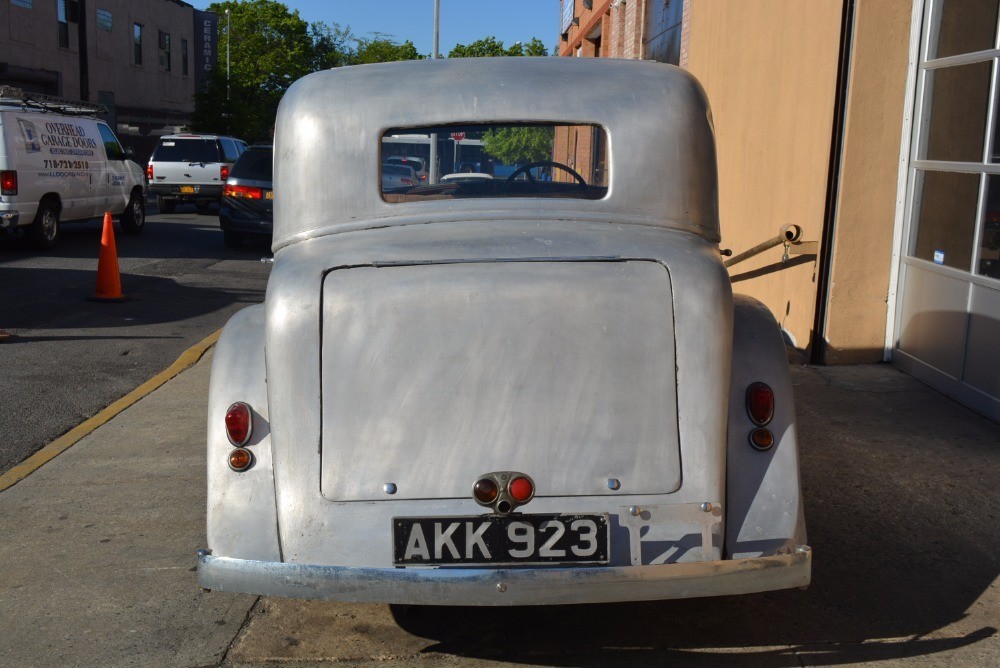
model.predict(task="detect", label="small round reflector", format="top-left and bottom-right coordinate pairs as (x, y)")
top-left (749, 428), bottom-right (775, 451)
top-left (473, 478), bottom-right (499, 504)
top-left (509, 476), bottom-right (534, 502)
top-left (228, 447), bottom-right (254, 471)
top-left (746, 382), bottom-right (774, 426)
top-left (225, 402), bottom-right (252, 446)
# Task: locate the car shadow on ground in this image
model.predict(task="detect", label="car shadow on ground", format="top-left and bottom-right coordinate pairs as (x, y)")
top-left (379, 367), bottom-right (999, 665)
top-left (0, 209), bottom-right (271, 262)
top-left (236, 365), bottom-right (997, 666)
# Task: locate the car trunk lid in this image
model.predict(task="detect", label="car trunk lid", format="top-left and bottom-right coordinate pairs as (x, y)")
top-left (319, 259), bottom-right (681, 502)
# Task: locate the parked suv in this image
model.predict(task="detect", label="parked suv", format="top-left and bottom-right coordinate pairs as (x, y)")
top-left (147, 133), bottom-right (247, 212)
top-left (383, 155), bottom-right (427, 183)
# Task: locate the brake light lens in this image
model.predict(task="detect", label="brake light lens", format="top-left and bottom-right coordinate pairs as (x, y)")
top-left (746, 382), bottom-right (774, 426)
top-left (220, 164), bottom-right (230, 181)
top-left (749, 428), bottom-right (775, 451)
top-left (146, 164), bottom-right (153, 180)
top-left (1, 170), bottom-right (17, 196)
top-left (223, 184), bottom-right (263, 199)
top-left (228, 447), bottom-right (254, 472)
top-left (401, 177), bottom-right (413, 186)
top-left (225, 401), bottom-right (252, 445)
top-left (509, 476), bottom-right (534, 503)
top-left (473, 478), bottom-right (499, 504)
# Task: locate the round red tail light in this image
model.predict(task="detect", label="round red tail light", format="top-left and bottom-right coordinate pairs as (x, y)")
top-left (473, 478), bottom-right (499, 504)
top-left (509, 476), bottom-right (534, 503)
top-left (225, 402), bottom-right (252, 446)
top-left (746, 382), bottom-right (774, 426)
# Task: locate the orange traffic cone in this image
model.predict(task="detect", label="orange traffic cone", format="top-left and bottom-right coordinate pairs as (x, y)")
top-left (88, 211), bottom-right (130, 302)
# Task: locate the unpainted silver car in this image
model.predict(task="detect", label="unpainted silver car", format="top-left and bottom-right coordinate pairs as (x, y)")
top-left (198, 57), bottom-right (811, 606)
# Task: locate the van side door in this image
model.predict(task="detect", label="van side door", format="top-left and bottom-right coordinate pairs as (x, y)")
top-left (97, 123), bottom-right (131, 216)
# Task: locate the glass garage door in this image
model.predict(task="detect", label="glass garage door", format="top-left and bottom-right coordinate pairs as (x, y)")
top-left (895, 0), bottom-right (1000, 421)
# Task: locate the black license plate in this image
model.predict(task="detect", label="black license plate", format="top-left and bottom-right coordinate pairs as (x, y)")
top-left (392, 513), bottom-right (609, 566)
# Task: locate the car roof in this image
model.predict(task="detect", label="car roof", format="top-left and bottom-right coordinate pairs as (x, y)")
top-left (157, 133), bottom-right (237, 141)
top-left (273, 57), bottom-right (719, 249)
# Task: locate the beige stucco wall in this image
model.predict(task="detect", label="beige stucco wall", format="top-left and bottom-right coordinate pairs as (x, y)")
top-left (824, 0), bottom-right (914, 363)
top-left (684, 0), bottom-right (843, 361)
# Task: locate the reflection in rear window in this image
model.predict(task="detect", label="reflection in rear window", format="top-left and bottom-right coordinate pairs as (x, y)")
top-left (231, 148), bottom-right (273, 180)
top-left (381, 123), bottom-right (608, 202)
top-left (151, 139), bottom-right (220, 163)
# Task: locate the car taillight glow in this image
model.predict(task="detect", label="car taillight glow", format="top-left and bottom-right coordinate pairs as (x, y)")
top-left (509, 476), bottom-right (534, 502)
top-left (746, 382), bottom-right (774, 426)
top-left (228, 447), bottom-right (254, 472)
top-left (1, 170), bottom-right (17, 196)
top-left (402, 178), bottom-right (413, 186)
top-left (146, 164), bottom-right (153, 180)
top-left (224, 184), bottom-right (264, 199)
top-left (220, 164), bottom-right (230, 181)
top-left (225, 401), bottom-right (252, 445)
top-left (473, 478), bottom-right (499, 504)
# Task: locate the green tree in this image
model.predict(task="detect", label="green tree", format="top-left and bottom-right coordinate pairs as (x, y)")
top-left (481, 126), bottom-right (554, 165)
top-left (448, 36), bottom-right (548, 58)
top-left (192, 0), bottom-right (352, 141)
top-left (310, 21), bottom-right (354, 70)
top-left (351, 37), bottom-right (423, 64)
top-left (447, 36), bottom-right (551, 166)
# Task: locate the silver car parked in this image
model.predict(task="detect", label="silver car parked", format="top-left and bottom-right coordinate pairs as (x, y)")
top-left (198, 57), bottom-right (811, 606)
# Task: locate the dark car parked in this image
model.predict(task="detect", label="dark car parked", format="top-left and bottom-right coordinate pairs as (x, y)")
top-left (219, 146), bottom-right (273, 248)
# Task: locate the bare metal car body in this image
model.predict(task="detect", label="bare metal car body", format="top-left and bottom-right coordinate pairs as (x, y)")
top-left (198, 57), bottom-right (810, 606)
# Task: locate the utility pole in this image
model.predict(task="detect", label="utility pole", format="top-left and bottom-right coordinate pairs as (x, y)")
top-left (225, 9), bottom-right (231, 100)
top-left (428, 0), bottom-right (440, 184)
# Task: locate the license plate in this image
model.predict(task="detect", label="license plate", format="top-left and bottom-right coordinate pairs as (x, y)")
top-left (265, 190), bottom-right (274, 200)
top-left (392, 513), bottom-right (609, 566)
top-left (179, 185), bottom-right (197, 194)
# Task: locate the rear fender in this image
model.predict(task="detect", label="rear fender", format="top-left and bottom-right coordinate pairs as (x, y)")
top-left (725, 295), bottom-right (807, 558)
top-left (206, 304), bottom-right (281, 561)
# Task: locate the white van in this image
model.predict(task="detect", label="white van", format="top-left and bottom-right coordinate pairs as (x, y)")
top-left (0, 86), bottom-right (146, 249)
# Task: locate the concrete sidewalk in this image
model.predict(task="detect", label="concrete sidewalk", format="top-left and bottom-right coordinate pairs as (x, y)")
top-left (0, 352), bottom-right (997, 667)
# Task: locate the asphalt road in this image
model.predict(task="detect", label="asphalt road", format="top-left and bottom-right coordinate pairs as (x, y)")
top-left (0, 201), bottom-right (272, 475)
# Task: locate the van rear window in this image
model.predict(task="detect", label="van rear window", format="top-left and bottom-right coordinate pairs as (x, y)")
top-left (152, 139), bottom-right (220, 163)
top-left (381, 123), bottom-right (608, 202)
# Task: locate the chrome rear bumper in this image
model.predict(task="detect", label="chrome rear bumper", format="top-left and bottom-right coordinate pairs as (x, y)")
top-left (197, 546), bottom-right (811, 606)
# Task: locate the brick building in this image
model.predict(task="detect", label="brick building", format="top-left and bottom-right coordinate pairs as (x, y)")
top-left (0, 0), bottom-right (218, 163)
top-left (556, 0), bottom-right (1000, 422)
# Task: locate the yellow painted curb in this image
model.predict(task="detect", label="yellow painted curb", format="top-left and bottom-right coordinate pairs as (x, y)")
top-left (0, 329), bottom-right (221, 493)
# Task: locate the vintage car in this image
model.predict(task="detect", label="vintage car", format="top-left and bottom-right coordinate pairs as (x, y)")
top-left (198, 57), bottom-right (811, 606)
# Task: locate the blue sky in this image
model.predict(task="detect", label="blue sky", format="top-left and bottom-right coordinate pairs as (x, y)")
top-left (189, 1), bottom-right (562, 57)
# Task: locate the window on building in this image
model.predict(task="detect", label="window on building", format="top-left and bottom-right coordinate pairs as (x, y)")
top-left (909, 0), bottom-right (1000, 279)
top-left (158, 31), bottom-right (171, 72)
top-left (133, 23), bottom-right (143, 65)
top-left (11, 0), bottom-right (33, 10)
top-left (182, 39), bottom-right (189, 75)
top-left (57, 0), bottom-right (69, 48)
top-left (96, 8), bottom-right (112, 31)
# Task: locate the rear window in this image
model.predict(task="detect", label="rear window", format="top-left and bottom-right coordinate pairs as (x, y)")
top-left (230, 148), bottom-right (273, 180)
top-left (383, 164), bottom-right (412, 176)
top-left (151, 138), bottom-right (221, 163)
top-left (381, 123), bottom-right (608, 202)
top-left (386, 156), bottom-right (424, 171)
